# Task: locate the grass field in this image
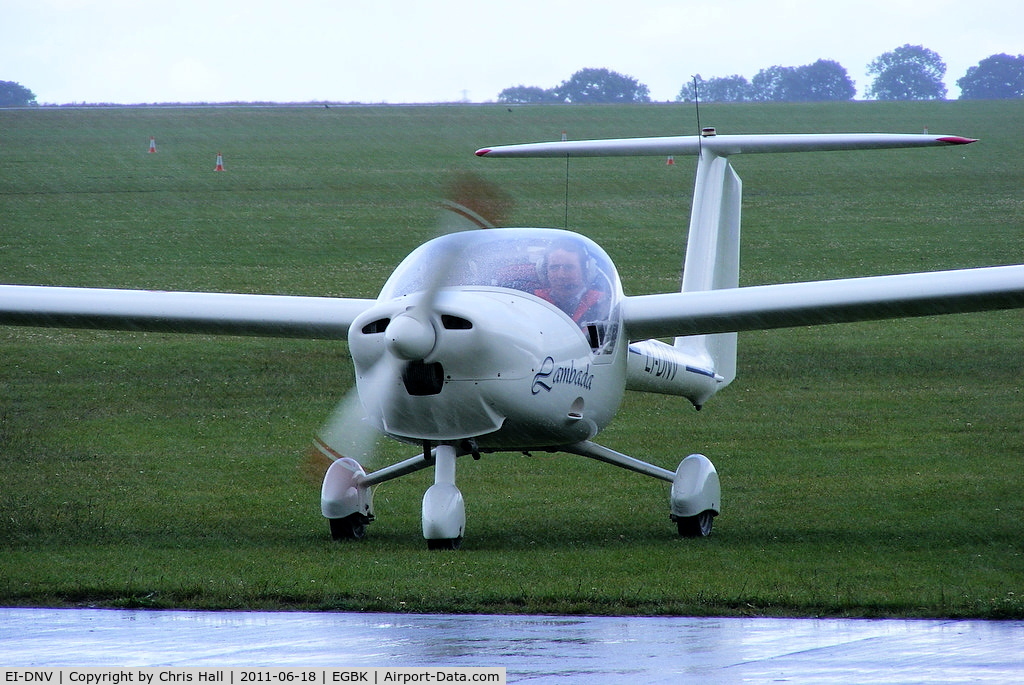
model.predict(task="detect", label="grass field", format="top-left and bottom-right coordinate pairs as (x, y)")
top-left (1, 101), bottom-right (1022, 618)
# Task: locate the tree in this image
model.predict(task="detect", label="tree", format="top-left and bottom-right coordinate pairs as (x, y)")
top-left (553, 68), bottom-right (651, 104)
top-left (957, 53), bottom-right (1024, 99)
top-left (679, 75), bottom-right (752, 103)
top-left (747, 60), bottom-right (855, 102)
top-left (0, 81), bottom-right (37, 107)
top-left (790, 59), bottom-right (856, 101)
top-left (497, 85), bottom-right (561, 104)
top-left (866, 44), bottom-right (947, 100)
top-left (750, 65), bottom-right (796, 101)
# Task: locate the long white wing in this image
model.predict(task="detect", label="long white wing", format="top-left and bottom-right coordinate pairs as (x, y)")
top-left (622, 265), bottom-right (1024, 341)
top-left (0, 285), bottom-right (375, 339)
top-left (476, 133), bottom-right (977, 158)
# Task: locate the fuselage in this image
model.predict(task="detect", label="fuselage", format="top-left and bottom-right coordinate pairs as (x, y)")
top-left (347, 228), bottom-right (626, 449)
top-left (346, 227), bottom-right (726, 451)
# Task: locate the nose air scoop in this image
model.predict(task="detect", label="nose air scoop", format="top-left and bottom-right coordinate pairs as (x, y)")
top-left (385, 314), bottom-right (436, 361)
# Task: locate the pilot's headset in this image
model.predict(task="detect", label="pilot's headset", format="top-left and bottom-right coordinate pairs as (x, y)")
top-left (537, 238), bottom-right (598, 288)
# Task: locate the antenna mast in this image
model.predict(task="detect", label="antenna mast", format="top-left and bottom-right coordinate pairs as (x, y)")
top-left (693, 75), bottom-right (703, 158)
top-left (563, 130), bottom-right (570, 228)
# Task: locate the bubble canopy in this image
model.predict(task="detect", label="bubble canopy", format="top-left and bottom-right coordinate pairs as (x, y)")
top-left (379, 228), bottom-right (623, 318)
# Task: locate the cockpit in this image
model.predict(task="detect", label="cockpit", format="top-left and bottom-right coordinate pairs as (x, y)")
top-left (379, 228), bottom-right (623, 355)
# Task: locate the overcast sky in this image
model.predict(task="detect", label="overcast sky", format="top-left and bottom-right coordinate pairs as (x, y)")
top-left (4, 0), bottom-right (1022, 104)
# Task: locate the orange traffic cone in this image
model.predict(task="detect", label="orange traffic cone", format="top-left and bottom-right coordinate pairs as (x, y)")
top-left (214, 152), bottom-right (224, 171)
top-left (666, 156), bottom-right (675, 165)
top-left (148, 137), bottom-right (157, 153)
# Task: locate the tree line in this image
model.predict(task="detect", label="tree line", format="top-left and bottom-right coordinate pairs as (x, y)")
top-left (4, 45), bottom-right (1023, 107)
top-left (498, 46), bottom-right (1024, 104)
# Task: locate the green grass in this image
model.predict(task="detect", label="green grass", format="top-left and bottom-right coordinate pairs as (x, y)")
top-left (1, 101), bottom-right (1022, 618)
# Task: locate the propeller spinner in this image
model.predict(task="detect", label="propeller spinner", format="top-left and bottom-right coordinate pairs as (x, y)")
top-left (384, 311), bottom-right (436, 361)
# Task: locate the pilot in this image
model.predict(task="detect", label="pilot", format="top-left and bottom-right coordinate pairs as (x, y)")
top-left (534, 239), bottom-right (608, 324)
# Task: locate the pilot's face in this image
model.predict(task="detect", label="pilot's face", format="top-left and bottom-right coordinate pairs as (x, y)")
top-left (546, 249), bottom-right (584, 299)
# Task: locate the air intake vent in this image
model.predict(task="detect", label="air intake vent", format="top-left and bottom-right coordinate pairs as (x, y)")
top-left (402, 361), bottom-right (445, 396)
top-left (361, 318), bottom-right (390, 334)
top-left (441, 315), bottom-right (473, 330)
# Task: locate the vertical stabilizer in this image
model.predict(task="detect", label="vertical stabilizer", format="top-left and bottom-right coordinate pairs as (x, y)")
top-left (675, 152), bottom-right (740, 388)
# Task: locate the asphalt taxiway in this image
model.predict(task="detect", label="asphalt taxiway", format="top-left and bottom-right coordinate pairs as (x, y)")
top-left (2, 608), bottom-right (1022, 683)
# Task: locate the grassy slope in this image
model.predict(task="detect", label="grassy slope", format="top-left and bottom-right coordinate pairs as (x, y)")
top-left (1, 101), bottom-right (1021, 617)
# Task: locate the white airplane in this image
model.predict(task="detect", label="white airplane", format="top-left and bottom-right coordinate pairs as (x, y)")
top-left (3, 130), bottom-right (1023, 550)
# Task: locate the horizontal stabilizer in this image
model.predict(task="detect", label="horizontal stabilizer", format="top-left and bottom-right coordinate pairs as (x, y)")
top-left (476, 133), bottom-right (976, 159)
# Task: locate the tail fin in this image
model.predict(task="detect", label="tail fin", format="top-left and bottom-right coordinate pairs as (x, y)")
top-left (675, 152), bottom-right (740, 388)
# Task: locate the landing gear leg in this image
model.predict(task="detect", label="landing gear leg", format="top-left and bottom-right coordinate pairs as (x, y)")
top-left (421, 444), bottom-right (465, 550)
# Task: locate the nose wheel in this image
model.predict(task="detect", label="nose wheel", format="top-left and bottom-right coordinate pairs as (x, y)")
top-left (427, 536), bottom-right (463, 550)
top-left (422, 444), bottom-right (466, 550)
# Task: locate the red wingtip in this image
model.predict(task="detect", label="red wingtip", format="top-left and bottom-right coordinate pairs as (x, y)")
top-left (475, 148), bottom-right (492, 157)
top-left (937, 136), bottom-right (978, 145)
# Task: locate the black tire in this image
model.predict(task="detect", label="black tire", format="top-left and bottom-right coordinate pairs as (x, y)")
top-left (676, 510), bottom-right (715, 538)
top-left (426, 537), bottom-right (463, 551)
top-left (329, 513), bottom-right (370, 541)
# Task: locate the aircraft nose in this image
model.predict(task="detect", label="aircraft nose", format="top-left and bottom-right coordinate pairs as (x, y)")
top-left (384, 313), bottom-right (436, 361)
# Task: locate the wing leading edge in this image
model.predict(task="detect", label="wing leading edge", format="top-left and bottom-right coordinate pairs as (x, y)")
top-left (0, 285), bottom-right (375, 339)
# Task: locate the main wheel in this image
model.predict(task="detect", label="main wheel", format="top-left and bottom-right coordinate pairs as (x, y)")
top-left (329, 513), bottom-right (370, 541)
top-left (676, 510), bottom-right (715, 538)
top-left (427, 537), bottom-right (463, 551)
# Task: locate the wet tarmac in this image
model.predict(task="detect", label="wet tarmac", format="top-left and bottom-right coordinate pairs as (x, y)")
top-left (2, 608), bottom-right (1022, 683)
